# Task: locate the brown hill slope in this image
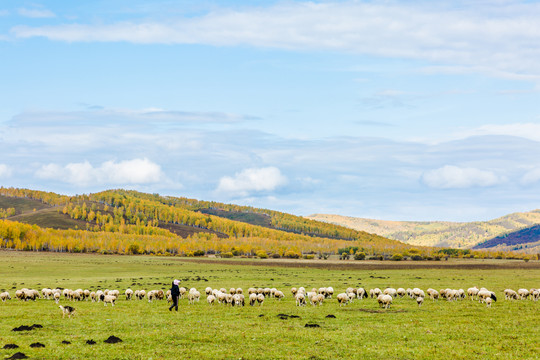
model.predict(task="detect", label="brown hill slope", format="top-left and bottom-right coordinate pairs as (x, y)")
top-left (307, 210), bottom-right (540, 250)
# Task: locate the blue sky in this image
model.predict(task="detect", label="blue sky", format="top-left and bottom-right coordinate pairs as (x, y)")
top-left (1, 0), bottom-right (540, 221)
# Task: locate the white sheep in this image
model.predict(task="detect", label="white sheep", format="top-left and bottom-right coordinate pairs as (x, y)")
top-left (125, 289), bottom-right (133, 300)
top-left (504, 289), bottom-right (518, 300)
top-left (236, 288), bottom-right (243, 295)
top-left (274, 290), bottom-right (285, 300)
top-left (326, 287), bottom-right (334, 298)
top-left (337, 293), bottom-right (349, 306)
top-left (467, 287), bottom-right (479, 300)
top-left (0, 291), bottom-right (11, 301)
top-left (207, 295), bottom-right (216, 305)
top-left (54, 292), bottom-right (61, 303)
top-left (205, 287), bottom-right (213, 296)
top-left (249, 293), bottom-right (258, 306)
top-left (384, 288), bottom-right (397, 298)
top-left (427, 289), bottom-right (439, 301)
top-left (188, 290), bottom-right (200, 304)
top-left (396, 288), bottom-right (406, 298)
top-left (101, 294), bottom-right (116, 306)
top-left (378, 294), bottom-right (393, 309)
top-left (179, 287), bottom-right (187, 299)
top-left (356, 288), bottom-right (368, 299)
top-left (311, 293), bottom-right (324, 306)
top-left (416, 296), bottom-right (424, 307)
top-left (370, 288), bottom-right (382, 298)
top-left (478, 289), bottom-right (497, 303)
top-left (295, 293), bottom-right (306, 306)
top-left (485, 297), bottom-right (493, 308)
top-left (256, 293), bottom-right (265, 306)
top-left (517, 288), bottom-right (530, 300)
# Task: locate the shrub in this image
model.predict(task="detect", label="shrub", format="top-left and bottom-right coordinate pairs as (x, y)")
top-left (391, 253), bottom-right (403, 261)
top-left (221, 252), bottom-right (234, 258)
top-left (284, 250), bottom-right (300, 259)
top-left (303, 254), bottom-right (315, 260)
top-left (354, 252), bottom-right (366, 260)
top-left (271, 253), bottom-right (281, 259)
top-left (193, 250), bottom-right (205, 257)
top-left (411, 254), bottom-right (424, 261)
top-left (256, 250), bottom-right (268, 259)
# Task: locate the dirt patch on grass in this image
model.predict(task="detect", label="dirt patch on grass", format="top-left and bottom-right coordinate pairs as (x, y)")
top-left (342, 308), bottom-right (407, 313)
top-left (177, 258), bottom-right (540, 270)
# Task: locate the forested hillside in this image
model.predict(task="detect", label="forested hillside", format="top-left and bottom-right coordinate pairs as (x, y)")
top-left (0, 187), bottom-right (532, 259)
top-left (308, 211), bottom-right (540, 252)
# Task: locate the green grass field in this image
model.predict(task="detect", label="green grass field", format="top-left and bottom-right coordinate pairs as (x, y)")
top-left (0, 251), bottom-right (539, 359)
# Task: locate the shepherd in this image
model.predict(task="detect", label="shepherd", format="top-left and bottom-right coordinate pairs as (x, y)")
top-left (169, 279), bottom-right (180, 311)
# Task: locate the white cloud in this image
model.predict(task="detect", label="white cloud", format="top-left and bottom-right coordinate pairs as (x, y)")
top-left (216, 167), bottom-right (287, 196)
top-left (36, 158), bottom-right (163, 186)
top-left (0, 164), bottom-right (12, 178)
top-left (10, 1), bottom-right (540, 81)
top-left (18, 7), bottom-right (55, 18)
top-left (459, 123), bottom-right (540, 142)
top-left (422, 165), bottom-right (502, 189)
top-left (521, 168), bottom-right (540, 185)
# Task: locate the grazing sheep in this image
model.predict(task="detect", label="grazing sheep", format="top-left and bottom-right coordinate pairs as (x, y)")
top-left (264, 288), bottom-right (271, 297)
top-left (397, 288), bottom-right (406, 298)
top-left (95, 290), bottom-right (104, 302)
top-left (326, 287), bottom-right (334, 298)
top-left (416, 296), bottom-right (424, 307)
top-left (207, 295), bottom-right (216, 305)
top-left (217, 291), bottom-right (227, 304)
top-left (291, 287), bottom-right (298, 296)
top-left (485, 297), bottom-right (493, 308)
top-left (205, 287), bottom-right (213, 296)
top-left (384, 288), bottom-right (397, 298)
top-left (0, 291), bottom-right (11, 301)
top-left (233, 294), bottom-right (245, 307)
top-left (248, 288), bottom-right (257, 295)
top-left (229, 288), bottom-right (237, 295)
top-left (274, 290), bottom-right (285, 300)
top-left (236, 288), bottom-right (243, 295)
top-left (270, 288), bottom-right (277, 297)
top-left (54, 292), bottom-right (61, 303)
top-left (427, 289), bottom-right (439, 301)
top-left (478, 290), bottom-right (497, 303)
top-left (356, 288), bottom-right (368, 299)
top-left (101, 294), bottom-right (116, 306)
top-left (378, 294), bottom-right (393, 309)
top-left (504, 289), bottom-right (518, 300)
top-left (517, 288), bottom-right (530, 300)
top-left (318, 287), bottom-right (327, 298)
top-left (125, 289), bottom-right (133, 300)
top-left (249, 293), bottom-right (258, 306)
top-left (295, 293), bottom-right (306, 306)
top-left (311, 293), bottom-right (324, 306)
top-left (137, 290), bottom-right (146, 300)
top-left (337, 293), bottom-right (349, 306)
top-left (188, 290), bottom-right (200, 304)
top-left (531, 289), bottom-right (539, 301)
top-left (179, 287), bottom-right (186, 299)
top-left (147, 290), bottom-right (157, 302)
top-left (467, 287), bottom-right (479, 300)
top-left (59, 305), bottom-right (75, 318)
top-left (257, 294), bottom-right (265, 306)
top-left (412, 288), bottom-right (424, 299)
top-left (83, 289), bottom-right (90, 300)
top-left (370, 288), bottom-right (382, 299)
top-left (225, 294), bottom-right (234, 305)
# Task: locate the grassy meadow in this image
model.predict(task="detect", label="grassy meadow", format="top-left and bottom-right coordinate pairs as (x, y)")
top-left (0, 251), bottom-right (539, 359)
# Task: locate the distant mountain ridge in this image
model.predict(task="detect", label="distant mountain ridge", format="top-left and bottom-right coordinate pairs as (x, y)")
top-left (307, 210), bottom-right (540, 252)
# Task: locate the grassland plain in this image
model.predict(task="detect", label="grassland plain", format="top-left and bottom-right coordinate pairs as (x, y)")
top-left (0, 251), bottom-right (539, 360)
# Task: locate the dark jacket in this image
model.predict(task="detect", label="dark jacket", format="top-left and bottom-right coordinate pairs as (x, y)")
top-left (171, 282), bottom-right (180, 297)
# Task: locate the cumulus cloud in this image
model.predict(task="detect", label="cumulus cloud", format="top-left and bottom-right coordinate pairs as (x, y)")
top-left (216, 167), bottom-right (287, 197)
top-left (18, 7), bottom-right (55, 18)
top-left (0, 164), bottom-right (12, 178)
top-left (36, 158), bottom-right (163, 186)
top-left (10, 1), bottom-right (540, 80)
top-left (422, 165), bottom-right (502, 189)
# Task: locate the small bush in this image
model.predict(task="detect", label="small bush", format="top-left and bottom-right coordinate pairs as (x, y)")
top-left (391, 253), bottom-right (403, 261)
top-left (303, 254), bottom-right (315, 260)
top-left (354, 252), bottom-right (366, 260)
top-left (411, 254), bottom-right (424, 261)
top-left (271, 253), bottom-right (281, 259)
top-left (221, 252), bottom-right (234, 258)
top-left (284, 250), bottom-right (301, 259)
top-left (193, 250), bottom-right (205, 257)
top-left (256, 250), bottom-right (268, 259)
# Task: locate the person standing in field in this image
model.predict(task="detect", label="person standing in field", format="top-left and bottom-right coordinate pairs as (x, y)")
top-left (169, 279), bottom-right (180, 311)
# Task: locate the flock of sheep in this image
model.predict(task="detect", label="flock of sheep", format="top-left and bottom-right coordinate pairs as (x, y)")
top-left (1, 285), bottom-right (538, 310)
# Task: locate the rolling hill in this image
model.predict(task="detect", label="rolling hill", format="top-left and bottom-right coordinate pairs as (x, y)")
top-left (307, 211), bottom-right (540, 252)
